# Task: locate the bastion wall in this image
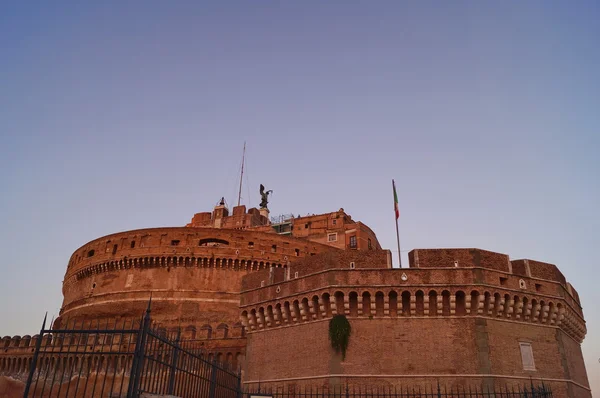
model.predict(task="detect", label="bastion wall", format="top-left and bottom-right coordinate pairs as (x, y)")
top-left (240, 249), bottom-right (589, 397)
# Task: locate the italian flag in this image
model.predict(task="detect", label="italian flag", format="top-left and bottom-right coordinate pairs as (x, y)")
top-left (393, 179), bottom-right (399, 219)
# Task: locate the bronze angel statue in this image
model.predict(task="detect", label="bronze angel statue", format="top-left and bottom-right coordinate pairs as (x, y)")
top-left (259, 184), bottom-right (273, 209)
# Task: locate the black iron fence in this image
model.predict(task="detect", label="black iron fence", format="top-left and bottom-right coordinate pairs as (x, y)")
top-left (244, 383), bottom-right (553, 398)
top-left (23, 303), bottom-right (241, 398)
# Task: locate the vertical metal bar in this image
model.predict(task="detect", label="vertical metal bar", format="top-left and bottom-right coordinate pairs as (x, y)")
top-left (47, 324), bottom-right (68, 398)
top-left (109, 318), bottom-right (127, 398)
top-left (81, 320), bottom-right (99, 398)
top-left (99, 319), bottom-right (115, 398)
top-left (118, 319), bottom-right (134, 396)
top-left (63, 320), bottom-right (81, 398)
top-left (182, 350), bottom-right (194, 397)
top-left (23, 314), bottom-right (47, 398)
top-left (157, 338), bottom-right (170, 395)
top-left (191, 351), bottom-right (202, 398)
top-left (208, 358), bottom-right (219, 398)
top-left (73, 320), bottom-right (90, 398)
top-left (167, 329), bottom-right (180, 395)
top-left (127, 304), bottom-right (151, 397)
top-left (144, 333), bottom-right (160, 394)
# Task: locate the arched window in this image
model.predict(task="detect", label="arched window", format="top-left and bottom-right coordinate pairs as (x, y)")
top-left (455, 291), bottom-right (466, 316)
top-left (312, 296), bottom-right (321, 320)
top-left (442, 291), bottom-right (451, 316)
top-left (389, 291), bottom-right (398, 317)
top-left (349, 292), bottom-right (359, 317)
top-left (293, 301), bottom-right (302, 322)
top-left (201, 324), bottom-right (212, 339)
top-left (470, 291), bottom-right (480, 315)
top-left (375, 292), bottom-right (385, 316)
top-left (401, 291), bottom-right (411, 316)
top-left (199, 238), bottom-right (230, 246)
top-left (415, 290), bottom-right (425, 315)
top-left (362, 292), bottom-right (372, 316)
top-left (334, 292), bottom-right (345, 315)
top-left (322, 293), bottom-right (332, 317)
top-left (216, 323), bottom-right (229, 339)
top-left (429, 291), bottom-right (438, 315)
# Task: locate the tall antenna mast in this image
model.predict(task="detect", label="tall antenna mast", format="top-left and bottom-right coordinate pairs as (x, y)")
top-left (237, 142), bottom-right (246, 206)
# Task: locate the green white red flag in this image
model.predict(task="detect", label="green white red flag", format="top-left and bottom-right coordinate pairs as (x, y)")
top-left (392, 179), bottom-right (399, 219)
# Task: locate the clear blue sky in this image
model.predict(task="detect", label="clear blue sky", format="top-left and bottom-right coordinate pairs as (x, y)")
top-left (1, 1), bottom-right (598, 393)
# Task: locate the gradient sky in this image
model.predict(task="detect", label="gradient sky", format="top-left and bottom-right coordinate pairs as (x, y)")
top-left (1, 1), bottom-right (598, 394)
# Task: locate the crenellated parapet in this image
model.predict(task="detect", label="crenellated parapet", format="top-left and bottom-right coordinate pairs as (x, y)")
top-left (240, 271), bottom-right (586, 344)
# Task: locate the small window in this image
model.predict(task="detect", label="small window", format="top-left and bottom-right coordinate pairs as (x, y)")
top-left (327, 233), bottom-right (338, 242)
top-left (519, 279), bottom-right (527, 289)
top-left (332, 219), bottom-right (337, 225)
top-left (260, 281), bottom-right (265, 287)
top-left (368, 239), bottom-right (372, 249)
top-left (294, 248), bottom-right (300, 256)
top-left (294, 271), bottom-right (299, 278)
top-left (112, 244), bottom-right (118, 255)
top-left (305, 223), bottom-right (309, 228)
top-left (500, 277), bottom-right (508, 286)
top-left (519, 342), bottom-right (536, 370)
top-left (92, 282), bottom-right (96, 289)
top-left (171, 240), bottom-right (180, 246)
top-left (535, 283), bottom-right (542, 292)
top-left (248, 242), bottom-right (254, 248)
top-left (87, 250), bottom-right (95, 258)
top-left (271, 245), bottom-right (277, 253)
top-left (350, 262), bottom-right (356, 269)
top-left (130, 241), bottom-right (135, 249)
top-left (349, 235), bottom-right (357, 248)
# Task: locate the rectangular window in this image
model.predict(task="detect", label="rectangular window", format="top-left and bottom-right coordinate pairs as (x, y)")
top-left (519, 342), bottom-right (536, 371)
top-left (332, 219), bottom-right (337, 225)
top-left (327, 233), bottom-right (338, 242)
top-left (368, 238), bottom-right (372, 249)
top-left (349, 235), bottom-right (357, 248)
top-left (171, 240), bottom-right (180, 246)
top-left (130, 241), bottom-right (135, 249)
top-left (271, 245), bottom-right (277, 253)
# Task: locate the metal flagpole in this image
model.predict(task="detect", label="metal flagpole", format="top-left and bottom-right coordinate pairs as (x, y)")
top-left (237, 142), bottom-right (246, 206)
top-left (393, 179), bottom-right (402, 268)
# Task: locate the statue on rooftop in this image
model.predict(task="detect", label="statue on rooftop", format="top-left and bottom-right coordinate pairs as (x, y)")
top-left (259, 184), bottom-right (273, 209)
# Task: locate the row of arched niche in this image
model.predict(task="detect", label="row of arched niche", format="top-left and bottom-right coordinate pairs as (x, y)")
top-left (240, 289), bottom-right (585, 342)
top-left (71, 255), bottom-right (287, 283)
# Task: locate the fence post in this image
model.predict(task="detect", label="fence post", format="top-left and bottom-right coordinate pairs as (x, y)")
top-left (236, 369), bottom-right (243, 398)
top-left (127, 301), bottom-right (151, 398)
top-left (208, 359), bottom-right (218, 398)
top-left (167, 329), bottom-right (181, 395)
top-left (23, 313), bottom-right (47, 398)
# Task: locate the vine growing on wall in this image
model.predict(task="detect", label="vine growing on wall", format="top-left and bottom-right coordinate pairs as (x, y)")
top-left (328, 314), bottom-right (351, 360)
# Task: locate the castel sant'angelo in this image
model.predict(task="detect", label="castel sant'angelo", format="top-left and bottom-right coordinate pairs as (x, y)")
top-left (0, 185), bottom-right (591, 397)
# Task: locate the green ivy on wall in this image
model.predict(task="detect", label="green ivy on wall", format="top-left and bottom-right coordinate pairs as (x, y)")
top-left (328, 314), bottom-right (351, 360)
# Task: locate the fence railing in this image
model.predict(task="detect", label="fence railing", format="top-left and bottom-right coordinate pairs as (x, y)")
top-left (22, 303), bottom-right (553, 398)
top-left (23, 302), bottom-right (241, 398)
